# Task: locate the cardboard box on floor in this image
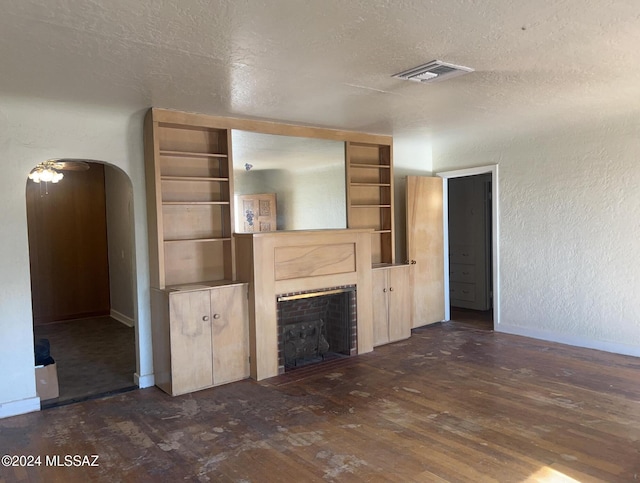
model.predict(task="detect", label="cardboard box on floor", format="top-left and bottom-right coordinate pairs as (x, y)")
top-left (35, 363), bottom-right (59, 401)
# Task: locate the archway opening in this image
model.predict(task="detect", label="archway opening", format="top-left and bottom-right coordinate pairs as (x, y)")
top-left (26, 159), bottom-right (138, 407)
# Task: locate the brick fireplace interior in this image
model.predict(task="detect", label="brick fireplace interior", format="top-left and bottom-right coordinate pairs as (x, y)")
top-left (276, 286), bottom-right (357, 373)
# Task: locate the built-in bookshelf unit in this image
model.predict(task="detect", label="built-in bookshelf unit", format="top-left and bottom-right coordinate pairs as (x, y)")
top-left (144, 111), bottom-right (234, 289)
top-left (346, 141), bottom-right (394, 265)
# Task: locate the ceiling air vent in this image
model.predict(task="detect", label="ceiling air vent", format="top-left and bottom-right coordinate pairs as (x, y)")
top-left (392, 60), bottom-right (474, 83)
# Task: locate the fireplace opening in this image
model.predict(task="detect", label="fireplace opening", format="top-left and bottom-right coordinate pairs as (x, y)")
top-left (277, 286), bottom-right (357, 373)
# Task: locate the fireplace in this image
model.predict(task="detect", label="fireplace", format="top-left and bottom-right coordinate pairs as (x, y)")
top-left (276, 286), bottom-right (357, 373)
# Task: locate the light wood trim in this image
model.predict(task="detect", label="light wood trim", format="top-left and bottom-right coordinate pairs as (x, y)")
top-left (144, 113), bottom-right (165, 288)
top-left (225, 129), bottom-right (236, 281)
top-left (150, 289), bottom-right (171, 393)
top-left (150, 108), bottom-right (392, 145)
top-left (158, 150), bottom-right (228, 159)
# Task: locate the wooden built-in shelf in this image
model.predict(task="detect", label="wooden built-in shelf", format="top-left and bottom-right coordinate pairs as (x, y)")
top-left (350, 182), bottom-right (391, 187)
top-left (349, 163), bottom-right (391, 169)
top-left (159, 150), bottom-right (228, 159)
top-left (146, 110), bottom-right (234, 288)
top-left (162, 201), bottom-right (230, 205)
top-left (351, 204), bottom-right (391, 208)
top-left (161, 176), bottom-right (229, 182)
top-left (346, 140), bottom-right (394, 265)
top-left (164, 238), bottom-right (232, 244)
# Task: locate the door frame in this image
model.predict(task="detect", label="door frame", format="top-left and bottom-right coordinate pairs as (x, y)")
top-left (436, 165), bottom-right (500, 327)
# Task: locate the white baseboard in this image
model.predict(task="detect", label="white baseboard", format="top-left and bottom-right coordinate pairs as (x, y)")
top-left (0, 396), bottom-right (41, 419)
top-left (111, 309), bottom-right (135, 327)
top-left (496, 323), bottom-right (640, 358)
top-left (135, 373), bottom-right (154, 388)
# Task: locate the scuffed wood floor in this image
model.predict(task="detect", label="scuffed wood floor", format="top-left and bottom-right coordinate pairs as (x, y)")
top-left (1, 320), bottom-right (639, 482)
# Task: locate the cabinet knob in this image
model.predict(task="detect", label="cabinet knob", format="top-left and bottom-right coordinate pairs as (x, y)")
top-left (383, 288), bottom-right (387, 293)
top-left (213, 313), bottom-right (221, 320)
top-left (389, 287), bottom-right (394, 292)
top-left (202, 316), bottom-right (209, 321)
top-left (411, 260), bottom-right (417, 265)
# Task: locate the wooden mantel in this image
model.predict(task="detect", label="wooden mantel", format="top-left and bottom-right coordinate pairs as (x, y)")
top-left (235, 229), bottom-right (374, 380)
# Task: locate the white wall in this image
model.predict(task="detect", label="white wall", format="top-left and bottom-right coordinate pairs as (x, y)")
top-left (393, 134), bottom-right (434, 263)
top-left (0, 97), bottom-right (153, 418)
top-left (288, 164), bottom-right (346, 230)
top-left (105, 166), bottom-right (135, 326)
top-left (433, 114), bottom-right (640, 356)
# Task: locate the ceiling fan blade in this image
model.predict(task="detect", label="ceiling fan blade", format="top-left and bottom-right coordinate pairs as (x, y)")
top-left (54, 160), bottom-right (90, 171)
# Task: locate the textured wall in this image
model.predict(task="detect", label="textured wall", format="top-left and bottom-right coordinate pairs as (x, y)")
top-left (433, 114), bottom-right (640, 355)
top-left (105, 165), bottom-right (135, 323)
top-left (0, 97), bottom-right (153, 417)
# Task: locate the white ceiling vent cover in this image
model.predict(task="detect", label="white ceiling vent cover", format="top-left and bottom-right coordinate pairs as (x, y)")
top-left (392, 60), bottom-right (474, 83)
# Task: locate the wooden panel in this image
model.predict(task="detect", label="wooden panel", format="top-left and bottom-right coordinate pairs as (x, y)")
top-left (162, 204), bottom-right (229, 240)
top-left (161, 179), bottom-right (226, 203)
top-left (157, 124), bottom-right (227, 154)
top-left (168, 290), bottom-right (213, 395)
top-left (211, 284), bottom-right (250, 385)
top-left (151, 107), bottom-right (393, 145)
top-left (169, 290), bottom-right (213, 396)
top-left (406, 176), bottom-right (445, 327)
top-left (388, 265), bottom-right (411, 342)
top-left (150, 289), bottom-right (171, 393)
top-left (144, 115), bottom-right (164, 288)
top-left (349, 185), bottom-right (391, 205)
top-left (372, 269), bottom-right (389, 346)
top-left (164, 240), bottom-right (228, 286)
top-left (347, 207), bottom-right (384, 230)
top-left (159, 155), bottom-right (226, 178)
top-left (274, 243), bottom-right (356, 280)
top-left (27, 163), bottom-right (110, 324)
top-left (349, 165), bottom-right (387, 184)
top-left (348, 143), bottom-right (384, 165)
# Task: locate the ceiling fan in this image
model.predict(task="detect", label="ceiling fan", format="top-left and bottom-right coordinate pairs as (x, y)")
top-left (28, 159), bottom-right (90, 184)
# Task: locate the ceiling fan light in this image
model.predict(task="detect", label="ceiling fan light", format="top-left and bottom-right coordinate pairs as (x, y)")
top-left (28, 170), bottom-right (42, 183)
top-left (52, 171), bottom-right (63, 183)
top-left (39, 169), bottom-right (55, 182)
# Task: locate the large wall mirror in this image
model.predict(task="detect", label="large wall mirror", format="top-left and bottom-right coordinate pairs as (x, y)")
top-left (232, 130), bottom-right (346, 232)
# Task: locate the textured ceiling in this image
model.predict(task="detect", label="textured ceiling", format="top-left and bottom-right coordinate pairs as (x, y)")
top-left (1, 0), bottom-right (639, 144)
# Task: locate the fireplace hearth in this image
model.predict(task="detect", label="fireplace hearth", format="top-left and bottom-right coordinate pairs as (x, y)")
top-left (277, 286), bottom-right (357, 373)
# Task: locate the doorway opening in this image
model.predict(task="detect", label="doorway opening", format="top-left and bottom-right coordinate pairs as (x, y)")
top-left (26, 160), bottom-right (138, 407)
top-left (437, 165), bottom-right (500, 330)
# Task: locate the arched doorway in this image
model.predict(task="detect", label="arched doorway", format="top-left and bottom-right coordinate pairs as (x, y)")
top-left (26, 160), bottom-right (138, 407)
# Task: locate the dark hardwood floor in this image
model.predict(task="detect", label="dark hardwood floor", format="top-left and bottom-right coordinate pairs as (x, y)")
top-left (2, 319), bottom-right (639, 482)
top-left (33, 316), bottom-right (136, 408)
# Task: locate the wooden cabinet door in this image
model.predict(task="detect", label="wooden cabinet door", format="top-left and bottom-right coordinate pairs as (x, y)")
top-left (169, 291), bottom-right (213, 395)
top-left (406, 176), bottom-right (445, 327)
top-left (211, 284), bottom-right (250, 385)
top-left (372, 269), bottom-right (390, 346)
top-left (388, 265), bottom-right (411, 342)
